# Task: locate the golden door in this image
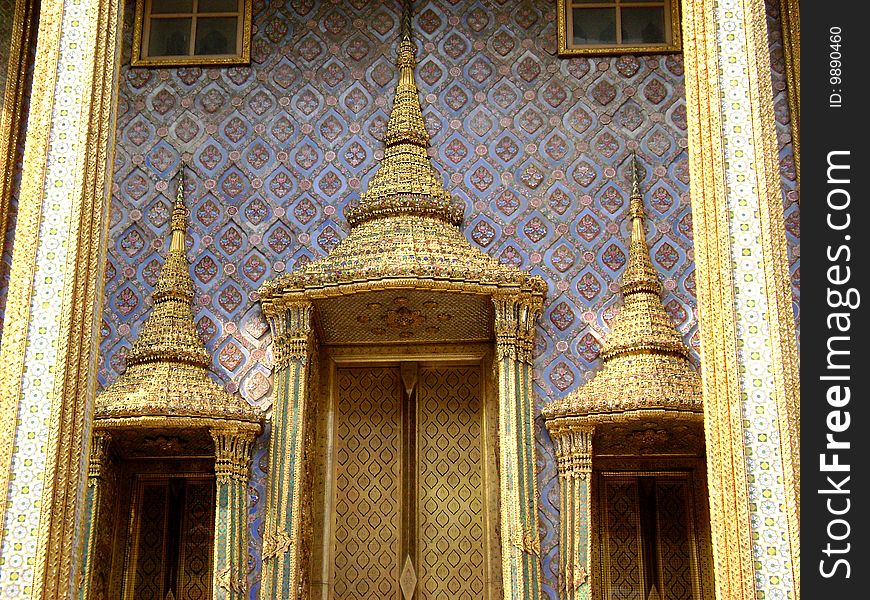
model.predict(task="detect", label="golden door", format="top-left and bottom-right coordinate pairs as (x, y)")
top-left (328, 364), bottom-right (489, 600)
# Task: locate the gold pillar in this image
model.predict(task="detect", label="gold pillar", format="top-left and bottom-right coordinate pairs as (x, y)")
top-left (212, 428), bottom-right (258, 600)
top-left (260, 300), bottom-right (315, 599)
top-left (682, 1), bottom-right (800, 599)
top-left (0, 0), bottom-right (123, 596)
top-left (548, 425), bottom-right (593, 600)
top-left (78, 432), bottom-right (112, 600)
top-left (493, 292), bottom-right (543, 600)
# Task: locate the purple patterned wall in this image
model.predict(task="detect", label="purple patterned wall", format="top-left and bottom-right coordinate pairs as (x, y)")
top-left (765, 0), bottom-right (800, 338)
top-left (101, 0), bottom-right (794, 596)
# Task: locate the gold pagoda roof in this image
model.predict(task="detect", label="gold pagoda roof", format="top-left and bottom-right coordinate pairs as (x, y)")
top-left (95, 171), bottom-right (261, 428)
top-left (542, 160), bottom-right (702, 423)
top-left (258, 31), bottom-right (545, 310)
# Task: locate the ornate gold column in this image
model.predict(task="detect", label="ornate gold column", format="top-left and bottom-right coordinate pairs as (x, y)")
top-left (0, 0), bottom-right (123, 596)
top-left (549, 425), bottom-right (593, 600)
top-left (77, 432), bottom-right (112, 600)
top-left (682, 1), bottom-right (800, 599)
top-left (493, 292), bottom-right (543, 600)
top-left (212, 428), bottom-right (258, 600)
top-left (260, 300), bottom-right (315, 599)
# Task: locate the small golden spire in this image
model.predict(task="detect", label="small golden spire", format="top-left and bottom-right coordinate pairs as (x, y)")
top-left (125, 168), bottom-right (210, 368)
top-left (621, 154), bottom-right (662, 297)
top-left (541, 157), bottom-right (701, 422)
top-left (345, 0), bottom-right (462, 228)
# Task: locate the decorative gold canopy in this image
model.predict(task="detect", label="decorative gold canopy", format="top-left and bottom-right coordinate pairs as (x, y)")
top-left (543, 159), bottom-right (702, 422)
top-left (95, 170), bottom-right (261, 427)
top-left (259, 18), bottom-right (545, 339)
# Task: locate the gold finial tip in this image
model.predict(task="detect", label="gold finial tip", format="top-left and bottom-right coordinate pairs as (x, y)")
top-left (172, 166), bottom-right (187, 232)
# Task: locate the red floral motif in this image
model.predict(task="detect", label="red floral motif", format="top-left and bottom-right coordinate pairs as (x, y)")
top-left (219, 227), bottom-right (244, 256)
top-left (601, 244), bottom-right (627, 271)
top-left (654, 241), bottom-right (679, 271)
top-left (618, 102), bottom-right (644, 132)
top-left (518, 107), bottom-right (544, 134)
top-left (467, 59), bottom-right (492, 84)
top-left (514, 3), bottom-right (539, 29)
top-left (549, 188), bottom-right (571, 215)
top-left (591, 80), bottom-right (617, 105)
top-left (549, 302), bottom-right (575, 331)
top-left (646, 128), bottom-right (672, 157)
top-left (644, 78), bottom-right (667, 104)
top-left (116, 287), bottom-right (139, 315)
top-left (651, 186), bottom-right (674, 213)
top-left (469, 110), bottom-right (493, 137)
top-left (368, 114), bottom-right (387, 142)
top-left (616, 55), bottom-right (640, 78)
top-left (595, 131), bottom-right (619, 158)
top-left (294, 144), bottom-right (318, 171)
top-left (219, 341), bottom-right (244, 371)
top-left (576, 213), bottom-right (601, 242)
top-left (550, 245), bottom-right (576, 273)
top-left (146, 200), bottom-right (170, 229)
top-left (520, 164), bottom-right (544, 189)
top-left (199, 144), bottom-right (224, 171)
top-left (119, 228), bottom-right (145, 258)
top-left (549, 362), bottom-right (575, 392)
top-left (467, 7), bottom-right (489, 32)
top-left (664, 298), bottom-right (688, 326)
top-left (319, 114), bottom-right (343, 142)
top-left (600, 186), bottom-right (624, 214)
top-left (267, 226), bottom-right (292, 254)
top-left (496, 190), bottom-right (520, 216)
top-left (200, 87), bottom-right (225, 113)
top-left (344, 86), bottom-right (369, 113)
top-left (444, 138), bottom-right (469, 164)
top-left (678, 211), bottom-right (693, 239)
top-left (568, 106), bottom-right (592, 134)
top-left (221, 171), bottom-right (246, 198)
top-left (443, 34), bottom-right (468, 59)
top-left (127, 118), bottom-right (152, 146)
top-left (243, 254), bottom-right (268, 282)
top-left (419, 60), bottom-right (443, 86)
top-left (323, 62), bottom-right (346, 88)
top-left (195, 255), bottom-right (218, 284)
top-left (317, 226), bottom-right (341, 252)
top-left (670, 103), bottom-right (688, 131)
top-left (272, 62), bottom-right (296, 89)
top-left (177, 67), bottom-right (201, 86)
top-left (347, 36), bottom-right (369, 61)
top-left (152, 88), bottom-right (175, 115)
top-left (271, 116), bottom-right (294, 143)
top-left (298, 36), bottom-right (323, 62)
top-left (371, 9), bottom-right (394, 36)
top-left (470, 165), bottom-right (494, 192)
top-left (684, 269), bottom-right (696, 298)
top-left (124, 173), bottom-right (149, 200)
top-left (494, 136), bottom-right (519, 163)
top-left (576, 272), bottom-right (602, 300)
top-left (244, 197), bottom-right (269, 226)
top-left (491, 30), bottom-right (515, 56)
top-left (317, 171), bottom-right (343, 197)
top-left (516, 56), bottom-right (541, 83)
top-left (265, 17), bottom-right (289, 43)
top-left (218, 285), bottom-right (243, 314)
top-left (499, 245), bottom-right (523, 267)
top-left (196, 198), bottom-right (220, 227)
top-left (269, 170), bottom-right (294, 198)
top-left (492, 83), bottom-right (518, 110)
top-left (542, 81), bottom-right (567, 108)
top-left (293, 197), bottom-right (317, 225)
top-left (371, 61), bottom-right (393, 87)
top-left (344, 141), bottom-right (368, 168)
top-left (523, 216), bottom-right (548, 242)
top-left (175, 115), bottom-right (200, 143)
top-left (248, 90), bottom-right (273, 116)
top-left (666, 54), bottom-right (684, 76)
top-left (419, 8), bottom-right (442, 34)
top-left (196, 315), bottom-right (217, 344)
top-left (295, 89), bottom-right (320, 115)
top-left (471, 220), bottom-right (496, 247)
top-left (142, 259), bottom-right (162, 286)
top-left (573, 162), bottom-right (597, 187)
top-left (290, 0), bottom-right (314, 17)
top-left (576, 333), bottom-right (600, 363)
top-left (445, 85), bottom-right (469, 111)
top-left (544, 133), bottom-right (568, 162)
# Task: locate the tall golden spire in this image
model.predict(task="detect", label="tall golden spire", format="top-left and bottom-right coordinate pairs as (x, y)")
top-left (345, 0), bottom-right (462, 228)
top-left (543, 156), bottom-right (701, 419)
top-left (96, 167), bottom-right (261, 424)
top-left (125, 166), bottom-right (211, 368)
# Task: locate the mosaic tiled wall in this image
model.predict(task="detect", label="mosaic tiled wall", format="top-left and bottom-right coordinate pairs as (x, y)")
top-left (765, 0), bottom-right (800, 338)
top-left (100, 0), bottom-right (797, 596)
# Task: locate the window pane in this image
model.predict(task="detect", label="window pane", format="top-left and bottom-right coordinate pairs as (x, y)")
top-left (148, 18), bottom-right (191, 56)
top-left (198, 0), bottom-right (238, 13)
top-left (150, 0), bottom-right (192, 14)
top-left (572, 8), bottom-right (616, 45)
top-left (620, 7), bottom-right (666, 44)
top-left (195, 17), bottom-right (238, 55)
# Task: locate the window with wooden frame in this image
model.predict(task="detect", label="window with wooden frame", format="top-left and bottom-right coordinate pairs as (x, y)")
top-left (557, 0), bottom-right (681, 56)
top-left (132, 0), bottom-right (252, 67)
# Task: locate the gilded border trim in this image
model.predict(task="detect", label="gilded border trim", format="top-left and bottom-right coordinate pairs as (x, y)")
top-left (778, 0), bottom-right (800, 190)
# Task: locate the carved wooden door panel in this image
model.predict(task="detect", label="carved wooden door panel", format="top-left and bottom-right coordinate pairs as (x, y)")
top-left (330, 365), bottom-right (487, 600)
top-left (596, 473), bottom-right (703, 600)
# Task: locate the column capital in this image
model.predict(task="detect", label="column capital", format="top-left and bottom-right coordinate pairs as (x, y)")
top-left (492, 292), bottom-right (542, 364)
top-left (87, 431), bottom-right (113, 484)
top-left (268, 300), bottom-right (315, 368)
top-left (211, 428), bottom-right (257, 484)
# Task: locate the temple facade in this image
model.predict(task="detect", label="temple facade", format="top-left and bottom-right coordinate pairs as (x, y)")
top-left (0, 1), bottom-right (799, 599)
